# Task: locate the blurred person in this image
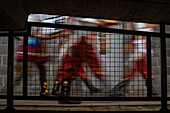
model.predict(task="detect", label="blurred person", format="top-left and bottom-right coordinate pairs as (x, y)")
top-left (110, 22), bottom-right (160, 97)
top-left (1, 14), bottom-right (69, 96)
top-left (15, 14), bottom-right (51, 96)
top-left (51, 17), bottom-right (119, 104)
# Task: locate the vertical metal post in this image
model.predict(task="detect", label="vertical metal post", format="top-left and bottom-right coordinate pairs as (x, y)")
top-left (23, 24), bottom-right (31, 97)
top-left (159, 23), bottom-right (168, 112)
top-left (122, 22), bottom-right (126, 92)
top-left (6, 31), bottom-right (15, 111)
top-left (23, 32), bottom-right (28, 97)
top-left (146, 35), bottom-right (152, 99)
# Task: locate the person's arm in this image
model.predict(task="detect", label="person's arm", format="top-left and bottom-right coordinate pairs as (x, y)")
top-left (31, 33), bottom-right (69, 40)
top-left (31, 29), bottom-right (70, 40)
top-left (15, 52), bottom-right (53, 57)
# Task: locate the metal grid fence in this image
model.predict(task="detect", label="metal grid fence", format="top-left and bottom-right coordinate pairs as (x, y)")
top-left (0, 14), bottom-right (169, 112)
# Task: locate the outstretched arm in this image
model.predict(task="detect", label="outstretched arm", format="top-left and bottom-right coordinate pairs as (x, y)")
top-left (31, 29), bottom-right (70, 40)
top-left (32, 33), bottom-right (69, 40)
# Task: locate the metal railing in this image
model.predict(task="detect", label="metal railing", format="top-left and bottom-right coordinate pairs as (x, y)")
top-left (0, 22), bottom-right (169, 112)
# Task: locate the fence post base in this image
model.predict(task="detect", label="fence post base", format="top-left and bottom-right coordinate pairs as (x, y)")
top-left (4, 106), bottom-right (15, 111)
top-left (159, 108), bottom-right (170, 112)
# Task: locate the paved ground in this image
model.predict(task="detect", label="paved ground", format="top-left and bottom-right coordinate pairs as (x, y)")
top-left (0, 99), bottom-right (170, 111)
top-left (0, 99), bottom-right (165, 106)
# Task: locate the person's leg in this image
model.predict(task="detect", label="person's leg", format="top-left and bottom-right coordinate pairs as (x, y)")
top-left (77, 38), bottom-right (104, 79)
top-left (58, 78), bottom-right (81, 104)
top-left (36, 62), bottom-right (49, 96)
top-left (110, 68), bottom-right (135, 97)
top-left (80, 46), bottom-right (103, 95)
top-left (51, 70), bottom-right (64, 96)
top-left (77, 66), bottom-right (100, 95)
top-left (86, 52), bottom-right (104, 79)
top-left (52, 54), bottom-right (74, 96)
top-left (138, 57), bottom-right (160, 96)
top-left (73, 40), bottom-right (102, 96)
top-left (83, 79), bottom-right (101, 95)
top-left (70, 53), bottom-right (101, 96)
top-left (52, 54), bottom-right (79, 96)
top-left (110, 58), bottom-right (137, 97)
top-left (51, 79), bottom-right (61, 96)
top-left (84, 44), bottom-right (106, 91)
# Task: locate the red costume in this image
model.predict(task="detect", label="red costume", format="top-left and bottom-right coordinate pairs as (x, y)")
top-left (124, 55), bottom-right (153, 81)
top-left (55, 36), bottom-right (102, 83)
top-left (110, 23), bottom-right (159, 97)
top-left (51, 17), bottom-right (118, 104)
top-left (15, 39), bottom-right (49, 62)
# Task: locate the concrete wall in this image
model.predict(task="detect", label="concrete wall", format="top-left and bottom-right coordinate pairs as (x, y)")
top-left (0, 36), bottom-right (8, 91)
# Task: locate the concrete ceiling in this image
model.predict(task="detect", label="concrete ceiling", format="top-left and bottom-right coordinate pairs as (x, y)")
top-left (0, 0), bottom-right (170, 30)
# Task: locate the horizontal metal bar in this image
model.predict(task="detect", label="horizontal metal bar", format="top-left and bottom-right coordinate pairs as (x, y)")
top-left (1, 95), bottom-right (170, 101)
top-left (0, 32), bottom-right (26, 36)
top-left (27, 22), bottom-right (170, 37)
top-left (0, 95), bottom-right (7, 99)
top-left (166, 33), bottom-right (170, 38)
top-left (0, 109), bottom-right (163, 113)
top-left (0, 23), bottom-right (170, 38)
top-left (0, 95), bottom-right (161, 101)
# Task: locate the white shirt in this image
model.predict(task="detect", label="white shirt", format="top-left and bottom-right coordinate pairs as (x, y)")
top-left (132, 39), bottom-right (146, 53)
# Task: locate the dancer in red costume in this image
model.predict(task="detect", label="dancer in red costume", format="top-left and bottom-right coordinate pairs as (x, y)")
top-left (51, 17), bottom-right (119, 104)
top-left (110, 22), bottom-right (160, 97)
